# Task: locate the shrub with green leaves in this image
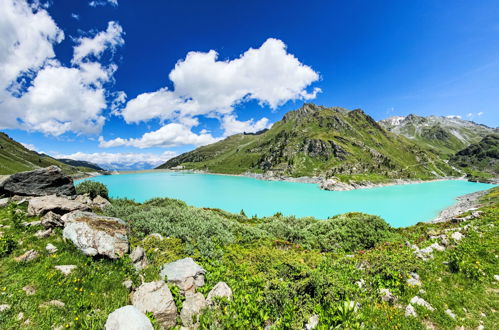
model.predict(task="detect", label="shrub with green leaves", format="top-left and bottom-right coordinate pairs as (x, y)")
top-left (75, 181), bottom-right (109, 199)
top-left (0, 236), bottom-right (16, 257)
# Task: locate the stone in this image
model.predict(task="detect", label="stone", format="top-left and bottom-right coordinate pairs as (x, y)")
top-left (379, 288), bottom-right (397, 304)
top-left (46, 243), bottom-right (58, 254)
top-left (207, 282), bottom-right (232, 305)
top-left (305, 314), bottom-right (319, 330)
top-left (105, 305), bottom-right (153, 330)
top-left (0, 304), bottom-right (10, 312)
top-left (55, 265), bottom-right (77, 275)
top-left (130, 246), bottom-right (148, 270)
top-left (407, 272), bottom-right (422, 287)
top-left (17, 312), bottom-right (24, 320)
top-left (23, 220), bottom-right (41, 227)
top-left (34, 228), bottom-right (52, 238)
top-left (160, 257), bottom-right (205, 293)
top-left (451, 232), bottom-right (464, 241)
top-left (355, 279), bottom-right (365, 288)
top-left (122, 280), bottom-right (133, 291)
top-left (147, 233), bottom-right (164, 241)
top-left (131, 281), bottom-right (177, 328)
top-left (0, 166), bottom-right (76, 197)
top-left (93, 195), bottom-right (111, 210)
top-left (62, 211), bottom-right (129, 259)
top-left (15, 249), bottom-right (39, 262)
top-left (39, 300), bottom-right (65, 308)
top-left (180, 292), bottom-right (207, 327)
top-left (405, 304), bottom-right (417, 317)
top-left (28, 195), bottom-right (90, 216)
top-left (22, 285), bottom-right (36, 295)
top-left (41, 211), bottom-right (64, 228)
top-left (445, 309), bottom-right (456, 319)
top-left (75, 194), bottom-right (93, 205)
top-left (0, 197), bottom-right (9, 208)
top-left (494, 275), bottom-right (499, 282)
top-left (410, 296), bottom-right (435, 311)
top-left (429, 242), bottom-right (445, 252)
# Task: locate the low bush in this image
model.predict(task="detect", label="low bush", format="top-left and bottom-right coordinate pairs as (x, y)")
top-left (75, 181), bottom-right (109, 199)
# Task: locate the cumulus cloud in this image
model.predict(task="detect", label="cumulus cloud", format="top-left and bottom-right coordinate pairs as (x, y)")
top-left (89, 0), bottom-right (118, 7)
top-left (445, 115), bottom-right (462, 119)
top-left (467, 112), bottom-right (484, 118)
top-left (0, 0), bottom-right (124, 136)
top-left (98, 123), bottom-right (220, 149)
top-left (221, 115), bottom-right (272, 136)
top-left (54, 151), bottom-right (175, 170)
top-left (120, 38), bottom-right (320, 125)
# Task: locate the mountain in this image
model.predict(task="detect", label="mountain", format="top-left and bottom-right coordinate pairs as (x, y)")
top-left (379, 114), bottom-right (497, 157)
top-left (158, 104), bottom-right (459, 183)
top-left (0, 132), bottom-right (98, 176)
top-left (450, 134), bottom-right (499, 183)
top-left (57, 158), bottom-right (105, 171)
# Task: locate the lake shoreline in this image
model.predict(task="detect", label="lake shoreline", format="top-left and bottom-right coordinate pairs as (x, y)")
top-left (430, 190), bottom-right (488, 223)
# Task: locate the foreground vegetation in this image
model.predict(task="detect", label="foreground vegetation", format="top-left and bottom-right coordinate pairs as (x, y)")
top-left (0, 186), bottom-right (498, 329)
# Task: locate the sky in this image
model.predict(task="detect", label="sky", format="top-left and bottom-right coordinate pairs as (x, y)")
top-left (1, 0), bottom-right (498, 169)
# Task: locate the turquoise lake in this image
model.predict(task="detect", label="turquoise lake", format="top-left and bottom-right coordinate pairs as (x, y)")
top-left (78, 172), bottom-right (495, 227)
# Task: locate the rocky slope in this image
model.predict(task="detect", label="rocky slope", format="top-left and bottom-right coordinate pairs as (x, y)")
top-left (158, 104), bottom-right (459, 183)
top-left (379, 114), bottom-right (497, 157)
top-left (0, 132), bottom-right (102, 176)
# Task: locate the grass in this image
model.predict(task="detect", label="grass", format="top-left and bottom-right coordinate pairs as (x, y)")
top-left (0, 187), bottom-right (498, 329)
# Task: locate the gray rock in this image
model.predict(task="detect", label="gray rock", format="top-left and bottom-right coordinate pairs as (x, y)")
top-left (494, 275), bottom-right (499, 282)
top-left (305, 314), bottom-right (319, 330)
top-left (445, 309), bottom-right (456, 319)
top-left (407, 272), bottom-right (422, 287)
top-left (15, 249), bottom-right (39, 262)
top-left (122, 280), bottom-right (133, 291)
top-left (34, 228), bottom-right (52, 238)
top-left (39, 300), bottom-right (65, 308)
top-left (379, 288), bottom-right (397, 304)
top-left (0, 197), bottom-right (9, 208)
top-left (46, 243), bottom-right (58, 254)
top-left (23, 220), bottom-right (41, 227)
top-left (55, 265), bottom-right (77, 275)
top-left (63, 211), bottom-right (129, 259)
top-left (410, 296), bottom-right (435, 311)
top-left (405, 304), bottom-right (417, 317)
top-left (130, 246), bottom-right (148, 270)
top-left (0, 304), bottom-right (11, 312)
top-left (105, 305), bottom-right (153, 330)
top-left (22, 285), bottom-right (36, 295)
top-left (0, 166), bottom-right (76, 197)
top-left (451, 232), bottom-right (464, 241)
top-left (429, 242), bottom-right (445, 252)
top-left (93, 195), bottom-right (111, 210)
top-left (75, 194), bottom-right (93, 205)
top-left (207, 282), bottom-right (232, 305)
top-left (147, 233), bottom-right (164, 240)
top-left (28, 195), bottom-right (90, 216)
top-left (180, 292), bottom-right (207, 327)
top-left (41, 211), bottom-right (64, 228)
top-left (160, 257), bottom-right (205, 293)
top-left (131, 281), bottom-right (177, 328)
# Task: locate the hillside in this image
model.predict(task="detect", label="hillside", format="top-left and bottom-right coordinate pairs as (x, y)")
top-left (57, 158), bottom-right (105, 171)
top-left (158, 104), bottom-right (459, 183)
top-left (450, 134), bottom-right (499, 183)
top-left (379, 114), bottom-right (496, 157)
top-left (0, 132), bottom-right (97, 176)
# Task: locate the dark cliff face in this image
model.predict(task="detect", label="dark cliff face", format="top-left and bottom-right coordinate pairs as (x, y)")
top-left (450, 134), bottom-right (499, 177)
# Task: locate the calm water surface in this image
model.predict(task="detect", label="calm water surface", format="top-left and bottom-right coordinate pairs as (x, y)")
top-left (78, 172), bottom-right (495, 227)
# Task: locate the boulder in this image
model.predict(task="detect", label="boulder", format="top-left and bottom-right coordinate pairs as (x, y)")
top-left (93, 195), bottom-right (111, 210)
top-left (130, 246), bottom-right (148, 270)
top-left (41, 211), bottom-right (64, 228)
top-left (46, 243), bottom-right (58, 254)
top-left (105, 305), bottom-right (153, 330)
top-left (34, 228), bottom-right (52, 238)
top-left (63, 211), bottom-right (129, 259)
top-left (55, 265), bottom-right (77, 275)
top-left (160, 257), bottom-right (205, 293)
top-left (0, 197), bottom-right (9, 208)
top-left (15, 249), bottom-right (39, 262)
top-left (28, 195), bottom-right (90, 216)
top-left (410, 296), bottom-right (435, 311)
top-left (75, 194), bottom-right (93, 205)
top-left (131, 281), bottom-right (177, 328)
top-left (206, 282), bottom-right (232, 305)
top-left (180, 292), bottom-right (207, 327)
top-left (0, 166), bottom-right (76, 197)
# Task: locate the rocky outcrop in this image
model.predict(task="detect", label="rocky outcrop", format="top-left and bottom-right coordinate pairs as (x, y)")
top-left (160, 257), bottom-right (205, 293)
top-left (180, 292), bottom-right (207, 327)
top-left (41, 211), bottom-right (64, 228)
top-left (28, 195), bottom-right (90, 216)
top-left (105, 305), bottom-right (153, 330)
top-left (131, 281), bottom-right (177, 328)
top-left (130, 246), bottom-right (148, 270)
top-left (62, 211), bottom-right (129, 259)
top-left (206, 282), bottom-right (232, 305)
top-left (0, 166), bottom-right (76, 197)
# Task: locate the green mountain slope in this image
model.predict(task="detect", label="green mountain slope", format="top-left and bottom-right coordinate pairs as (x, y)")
top-left (57, 158), bottom-right (105, 171)
top-left (450, 134), bottom-right (499, 183)
top-left (379, 114), bottom-right (497, 157)
top-left (0, 132), bottom-right (95, 175)
top-left (158, 104), bottom-right (459, 182)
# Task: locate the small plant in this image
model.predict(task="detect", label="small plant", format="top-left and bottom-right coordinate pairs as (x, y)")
top-left (76, 181), bottom-right (109, 199)
top-left (0, 236), bottom-right (16, 257)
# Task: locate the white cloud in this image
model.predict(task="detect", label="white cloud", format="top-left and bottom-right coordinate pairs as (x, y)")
top-left (445, 115), bottom-right (462, 119)
top-left (72, 21), bottom-right (124, 64)
top-left (465, 112), bottom-right (485, 119)
top-left (120, 38), bottom-right (320, 125)
top-left (477, 111), bottom-right (484, 116)
top-left (0, 1), bottom-right (124, 136)
top-left (21, 142), bottom-right (37, 151)
top-left (89, 0), bottom-right (118, 7)
top-left (55, 151), bottom-right (175, 170)
top-left (71, 13), bottom-right (79, 20)
top-left (221, 115), bottom-right (271, 136)
top-left (98, 123), bottom-right (220, 149)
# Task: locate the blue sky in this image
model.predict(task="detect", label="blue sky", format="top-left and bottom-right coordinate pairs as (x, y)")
top-left (1, 0), bottom-right (498, 169)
